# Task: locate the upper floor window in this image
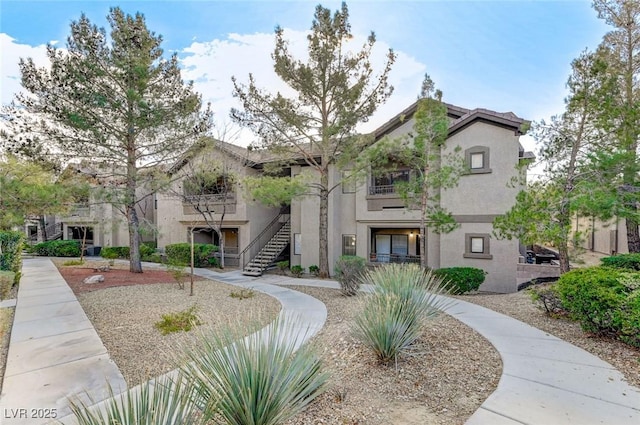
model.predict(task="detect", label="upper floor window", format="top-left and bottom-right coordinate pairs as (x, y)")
top-left (465, 146), bottom-right (491, 174)
top-left (184, 173), bottom-right (234, 197)
top-left (369, 169), bottom-right (410, 195)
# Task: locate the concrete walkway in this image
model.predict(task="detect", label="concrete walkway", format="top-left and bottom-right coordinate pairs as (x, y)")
top-left (1, 259), bottom-right (639, 424)
top-left (0, 258), bottom-right (126, 424)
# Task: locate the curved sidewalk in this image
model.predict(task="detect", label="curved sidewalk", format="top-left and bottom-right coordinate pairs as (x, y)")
top-left (2, 259), bottom-right (639, 424)
top-left (0, 259), bottom-right (327, 424)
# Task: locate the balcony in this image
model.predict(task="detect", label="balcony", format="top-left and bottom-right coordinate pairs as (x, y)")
top-left (182, 193), bottom-right (237, 215)
top-left (368, 184), bottom-right (397, 195)
top-left (369, 253), bottom-right (421, 264)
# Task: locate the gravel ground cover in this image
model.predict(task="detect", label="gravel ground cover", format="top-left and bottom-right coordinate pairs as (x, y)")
top-left (3, 257), bottom-right (638, 424)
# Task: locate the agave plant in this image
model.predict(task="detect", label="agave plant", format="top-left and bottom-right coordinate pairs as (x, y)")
top-left (353, 263), bottom-right (451, 364)
top-left (180, 316), bottom-right (329, 425)
top-left (68, 373), bottom-right (203, 425)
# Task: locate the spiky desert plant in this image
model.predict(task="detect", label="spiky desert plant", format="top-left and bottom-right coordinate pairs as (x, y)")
top-left (353, 263), bottom-right (451, 364)
top-left (68, 374), bottom-right (203, 425)
top-left (180, 316), bottom-right (329, 425)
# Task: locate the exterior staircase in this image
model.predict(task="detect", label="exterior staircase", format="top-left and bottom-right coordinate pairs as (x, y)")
top-left (44, 222), bottom-right (63, 241)
top-left (242, 219), bottom-right (290, 276)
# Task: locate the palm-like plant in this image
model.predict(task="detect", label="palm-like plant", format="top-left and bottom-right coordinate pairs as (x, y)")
top-left (68, 374), bottom-right (203, 425)
top-left (354, 263), bottom-right (451, 364)
top-left (180, 316), bottom-right (329, 425)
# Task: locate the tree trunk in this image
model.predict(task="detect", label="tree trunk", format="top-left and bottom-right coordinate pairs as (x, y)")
top-left (626, 217), bottom-right (640, 253)
top-left (127, 205), bottom-right (143, 273)
top-left (420, 187), bottom-right (428, 269)
top-left (318, 172), bottom-right (330, 278)
top-left (39, 216), bottom-right (48, 242)
top-left (190, 228), bottom-right (195, 296)
top-left (219, 237), bottom-right (225, 269)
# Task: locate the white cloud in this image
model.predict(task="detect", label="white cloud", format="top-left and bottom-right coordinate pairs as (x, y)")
top-left (179, 28), bottom-right (426, 145)
top-left (0, 34), bottom-right (50, 105)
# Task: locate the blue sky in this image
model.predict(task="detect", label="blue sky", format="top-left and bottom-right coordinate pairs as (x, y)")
top-left (0, 0), bottom-right (611, 151)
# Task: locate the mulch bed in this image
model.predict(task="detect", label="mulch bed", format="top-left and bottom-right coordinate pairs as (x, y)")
top-left (56, 266), bottom-right (188, 295)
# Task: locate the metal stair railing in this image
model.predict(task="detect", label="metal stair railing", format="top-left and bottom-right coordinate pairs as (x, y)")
top-left (240, 207), bottom-right (291, 271)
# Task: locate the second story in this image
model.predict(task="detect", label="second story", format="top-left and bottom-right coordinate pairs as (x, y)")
top-left (351, 101), bottom-right (532, 222)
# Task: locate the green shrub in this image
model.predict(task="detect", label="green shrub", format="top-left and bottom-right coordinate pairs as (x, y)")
top-left (334, 255), bottom-right (366, 296)
top-left (154, 305), bottom-right (201, 335)
top-left (166, 261), bottom-right (188, 290)
top-left (353, 264), bottom-right (451, 365)
top-left (276, 260), bottom-right (289, 274)
top-left (291, 265), bottom-right (305, 278)
top-left (528, 283), bottom-right (566, 316)
top-left (100, 246), bottom-right (130, 259)
top-left (165, 243), bottom-right (218, 268)
top-left (309, 265), bottom-right (320, 276)
top-left (180, 316), bottom-right (329, 424)
top-left (142, 253), bottom-right (165, 264)
top-left (62, 259), bottom-right (85, 266)
top-left (557, 267), bottom-right (628, 336)
top-left (230, 289), bottom-right (255, 300)
top-left (140, 243), bottom-right (155, 258)
top-left (619, 291), bottom-right (640, 348)
top-left (601, 253), bottom-right (640, 270)
top-left (433, 267), bottom-right (486, 294)
top-left (0, 271), bottom-right (15, 300)
top-left (34, 240), bottom-right (81, 257)
top-left (0, 230), bottom-right (23, 283)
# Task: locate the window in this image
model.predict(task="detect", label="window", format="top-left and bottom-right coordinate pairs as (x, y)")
top-left (370, 169), bottom-right (410, 195)
top-left (294, 233), bottom-right (302, 255)
top-left (184, 173), bottom-right (234, 196)
top-left (465, 146), bottom-right (491, 174)
top-left (470, 152), bottom-right (484, 169)
top-left (342, 171), bottom-right (356, 193)
top-left (342, 235), bottom-right (356, 256)
top-left (464, 233), bottom-right (492, 259)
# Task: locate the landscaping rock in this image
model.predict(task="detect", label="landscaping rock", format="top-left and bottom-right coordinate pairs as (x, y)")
top-left (83, 275), bottom-right (105, 284)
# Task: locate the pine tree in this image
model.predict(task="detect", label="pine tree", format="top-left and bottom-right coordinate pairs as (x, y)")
top-left (3, 8), bottom-right (211, 272)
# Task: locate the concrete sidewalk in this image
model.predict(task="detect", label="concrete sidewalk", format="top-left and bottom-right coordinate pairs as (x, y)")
top-left (0, 258), bottom-right (126, 424)
top-left (195, 269), bottom-right (640, 424)
top-left (2, 260), bottom-right (639, 424)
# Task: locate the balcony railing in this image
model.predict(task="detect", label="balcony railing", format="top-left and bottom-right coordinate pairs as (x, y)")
top-left (368, 184), bottom-right (397, 195)
top-left (69, 204), bottom-right (90, 217)
top-left (369, 253), bottom-right (421, 264)
top-left (183, 193), bottom-right (236, 204)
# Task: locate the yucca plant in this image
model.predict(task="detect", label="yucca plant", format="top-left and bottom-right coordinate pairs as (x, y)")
top-left (68, 374), bottom-right (203, 425)
top-left (353, 263), bottom-right (451, 364)
top-left (180, 316), bottom-right (329, 425)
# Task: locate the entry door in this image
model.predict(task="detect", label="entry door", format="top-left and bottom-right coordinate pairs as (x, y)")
top-left (375, 235), bottom-right (391, 262)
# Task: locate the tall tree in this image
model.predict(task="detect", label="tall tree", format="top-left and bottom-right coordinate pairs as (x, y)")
top-left (590, 0), bottom-right (640, 252)
top-left (231, 2), bottom-right (395, 277)
top-left (363, 76), bottom-right (464, 268)
top-left (494, 52), bottom-right (604, 272)
top-left (0, 156), bottom-right (83, 231)
top-left (3, 8), bottom-right (210, 272)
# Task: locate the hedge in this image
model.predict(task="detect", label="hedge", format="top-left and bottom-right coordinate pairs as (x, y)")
top-left (557, 267), bottom-right (640, 348)
top-left (165, 243), bottom-right (218, 267)
top-left (433, 267), bottom-right (486, 294)
top-left (0, 230), bottom-right (23, 283)
top-left (33, 240), bottom-right (80, 257)
top-left (101, 246), bottom-right (130, 259)
top-left (101, 243), bottom-right (155, 260)
top-left (0, 271), bottom-right (15, 300)
top-left (600, 253), bottom-right (640, 270)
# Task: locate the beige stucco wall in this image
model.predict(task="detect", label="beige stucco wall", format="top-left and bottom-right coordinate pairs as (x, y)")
top-left (155, 147), bottom-right (279, 254)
